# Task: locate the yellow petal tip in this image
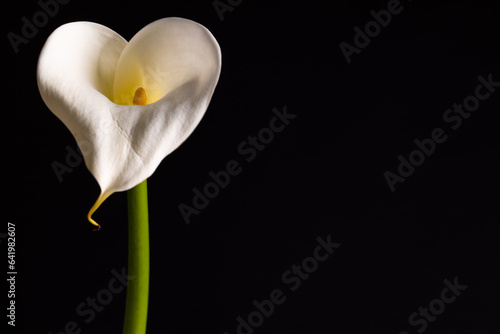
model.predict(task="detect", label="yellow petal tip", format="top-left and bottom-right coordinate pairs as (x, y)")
top-left (87, 193), bottom-right (111, 231)
top-left (87, 214), bottom-right (101, 231)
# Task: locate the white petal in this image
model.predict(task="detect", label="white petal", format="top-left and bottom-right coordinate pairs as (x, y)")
top-left (37, 18), bottom-right (221, 227)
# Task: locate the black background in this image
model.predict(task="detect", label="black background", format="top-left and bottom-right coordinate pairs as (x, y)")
top-left (4, 0), bottom-right (499, 333)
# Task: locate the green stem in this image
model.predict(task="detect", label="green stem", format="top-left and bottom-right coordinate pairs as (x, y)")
top-left (123, 179), bottom-right (149, 334)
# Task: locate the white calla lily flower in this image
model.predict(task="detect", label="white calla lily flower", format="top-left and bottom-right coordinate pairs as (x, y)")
top-left (37, 17), bottom-right (221, 228)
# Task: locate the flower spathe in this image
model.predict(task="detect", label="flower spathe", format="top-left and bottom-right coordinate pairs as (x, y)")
top-left (37, 18), bottom-right (221, 228)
